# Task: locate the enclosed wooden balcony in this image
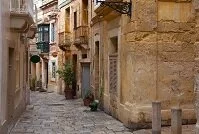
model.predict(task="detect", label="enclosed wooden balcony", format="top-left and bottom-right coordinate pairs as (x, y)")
top-left (10, 0), bottom-right (35, 33)
top-left (36, 41), bottom-right (50, 54)
top-left (58, 32), bottom-right (72, 51)
top-left (73, 26), bottom-right (89, 48)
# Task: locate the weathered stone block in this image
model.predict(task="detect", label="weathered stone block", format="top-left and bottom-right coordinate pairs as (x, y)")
top-left (158, 62), bottom-right (194, 109)
top-left (134, 0), bottom-right (157, 31)
top-left (158, 33), bottom-right (177, 42)
top-left (158, 1), bottom-right (193, 22)
top-left (123, 22), bottom-right (136, 34)
top-left (158, 42), bottom-right (182, 52)
top-left (158, 51), bottom-right (195, 62)
top-left (126, 32), bottom-right (157, 42)
top-left (157, 21), bottom-right (195, 33)
top-left (174, 32), bottom-right (196, 43)
top-left (157, 21), bottom-right (180, 32)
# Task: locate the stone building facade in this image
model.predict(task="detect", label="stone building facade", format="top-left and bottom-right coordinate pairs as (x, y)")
top-left (32, 0), bottom-right (59, 92)
top-left (58, 0), bottom-right (91, 98)
top-left (90, 0), bottom-right (199, 129)
top-left (0, 0), bottom-right (36, 133)
top-left (194, 0), bottom-right (199, 132)
top-left (40, 0), bottom-right (59, 92)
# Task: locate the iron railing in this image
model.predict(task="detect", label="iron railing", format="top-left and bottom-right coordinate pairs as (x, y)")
top-left (36, 42), bottom-right (50, 53)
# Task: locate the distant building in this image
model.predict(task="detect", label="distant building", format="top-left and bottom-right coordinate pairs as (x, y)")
top-left (32, 0), bottom-right (59, 92)
top-left (57, 0), bottom-right (90, 98)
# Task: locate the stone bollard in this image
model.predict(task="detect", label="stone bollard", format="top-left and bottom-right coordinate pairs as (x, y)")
top-left (171, 108), bottom-right (182, 134)
top-left (152, 101), bottom-right (161, 134)
top-left (195, 91), bottom-right (199, 134)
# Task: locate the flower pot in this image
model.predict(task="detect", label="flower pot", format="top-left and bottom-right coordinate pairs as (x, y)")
top-left (64, 89), bottom-right (74, 99)
top-left (64, 85), bottom-right (74, 99)
top-left (83, 99), bottom-right (92, 106)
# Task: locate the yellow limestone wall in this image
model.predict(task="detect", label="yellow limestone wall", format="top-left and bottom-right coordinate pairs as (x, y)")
top-left (97, 0), bottom-right (197, 129)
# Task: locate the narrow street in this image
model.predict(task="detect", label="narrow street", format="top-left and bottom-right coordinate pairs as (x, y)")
top-left (9, 91), bottom-right (195, 134)
top-left (10, 92), bottom-right (133, 134)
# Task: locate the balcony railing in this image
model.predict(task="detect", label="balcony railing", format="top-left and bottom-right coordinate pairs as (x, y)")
top-left (10, 0), bottom-right (34, 19)
top-left (58, 32), bottom-right (72, 51)
top-left (36, 42), bottom-right (50, 54)
top-left (74, 26), bottom-right (89, 45)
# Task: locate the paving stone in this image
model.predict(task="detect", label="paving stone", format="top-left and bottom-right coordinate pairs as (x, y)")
top-left (10, 91), bottom-right (194, 134)
top-left (10, 91), bottom-right (133, 134)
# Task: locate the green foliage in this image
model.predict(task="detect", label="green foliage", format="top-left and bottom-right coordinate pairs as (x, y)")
top-left (89, 100), bottom-right (99, 111)
top-left (84, 89), bottom-right (94, 100)
top-left (56, 62), bottom-right (75, 86)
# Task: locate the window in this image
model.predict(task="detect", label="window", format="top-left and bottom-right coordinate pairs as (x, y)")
top-left (65, 8), bottom-right (70, 32)
top-left (52, 62), bottom-right (56, 79)
top-left (16, 52), bottom-right (20, 89)
top-left (38, 27), bottom-right (43, 42)
top-left (43, 27), bottom-right (49, 41)
top-left (110, 36), bottom-right (118, 54)
top-left (82, 54), bottom-right (87, 59)
top-left (37, 24), bottom-right (50, 42)
top-left (74, 12), bottom-right (77, 29)
top-left (51, 23), bottom-right (55, 42)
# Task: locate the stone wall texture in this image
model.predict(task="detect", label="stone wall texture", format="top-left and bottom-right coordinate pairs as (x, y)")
top-left (91, 0), bottom-right (199, 129)
top-left (0, 0), bottom-right (33, 133)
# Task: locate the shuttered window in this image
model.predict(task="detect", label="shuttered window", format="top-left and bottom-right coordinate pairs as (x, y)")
top-left (109, 54), bottom-right (118, 94)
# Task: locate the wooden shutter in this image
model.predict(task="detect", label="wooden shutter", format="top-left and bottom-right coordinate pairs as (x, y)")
top-left (109, 54), bottom-right (118, 94)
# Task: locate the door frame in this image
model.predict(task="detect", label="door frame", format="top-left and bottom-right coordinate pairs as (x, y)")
top-left (81, 63), bottom-right (90, 98)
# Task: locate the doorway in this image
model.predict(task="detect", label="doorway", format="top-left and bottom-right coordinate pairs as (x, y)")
top-left (7, 48), bottom-right (14, 121)
top-left (81, 63), bottom-right (90, 98)
top-left (72, 55), bottom-right (77, 97)
top-left (45, 62), bottom-right (48, 89)
top-left (95, 41), bottom-right (100, 99)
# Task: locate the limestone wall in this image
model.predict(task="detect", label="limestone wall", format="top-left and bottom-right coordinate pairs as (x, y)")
top-left (119, 0), bottom-right (197, 128)
top-left (58, 0), bottom-right (89, 98)
top-left (0, 2), bottom-right (31, 132)
top-left (0, 0), bottom-right (9, 133)
top-left (90, 0), bottom-right (198, 129)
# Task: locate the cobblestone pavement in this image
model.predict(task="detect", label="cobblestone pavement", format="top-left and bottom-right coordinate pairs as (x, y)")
top-left (10, 91), bottom-right (195, 134)
top-left (10, 91), bottom-right (133, 134)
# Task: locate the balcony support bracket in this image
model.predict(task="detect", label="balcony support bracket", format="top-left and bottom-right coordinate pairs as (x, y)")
top-left (97, 0), bottom-right (132, 16)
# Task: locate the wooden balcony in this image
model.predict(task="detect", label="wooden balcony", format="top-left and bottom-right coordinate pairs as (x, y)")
top-left (27, 24), bottom-right (37, 39)
top-left (58, 32), bottom-right (72, 51)
top-left (36, 41), bottom-right (50, 54)
top-left (73, 26), bottom-right (89, 49)
top-left (10, 0), bottom-right (35, 33)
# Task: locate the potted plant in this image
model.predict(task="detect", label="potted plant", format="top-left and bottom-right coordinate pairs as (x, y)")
top-left (57, 62), bottom-right (75, 99)
top-left (30, 77), bottom-right (36, 91)
top-left (89, 100), bottom-right (99, 111)
top-left (83, 90), bottom-right (94, 106)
